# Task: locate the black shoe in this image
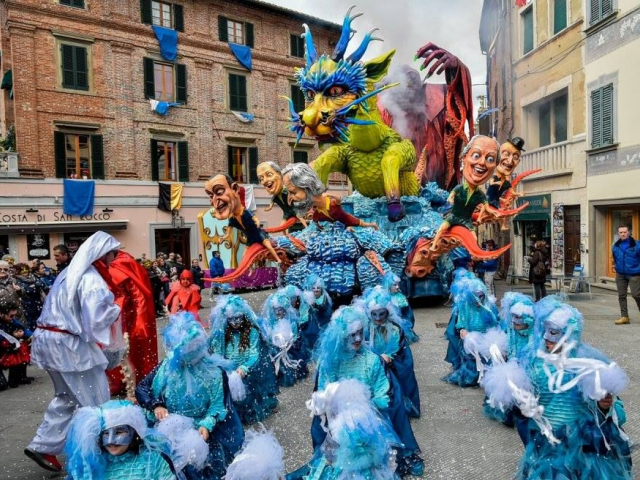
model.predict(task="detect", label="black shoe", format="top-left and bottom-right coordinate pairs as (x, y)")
top-left (24, 448), bottom-right (63, 472)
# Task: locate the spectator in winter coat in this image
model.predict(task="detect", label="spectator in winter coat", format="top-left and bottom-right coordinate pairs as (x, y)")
top-left (612, 225), bottom-right (640, 325)
top-left (34, 263), bottom-right (55, 292)
top-left (191, 259), bottom-right (205, 290)
top-left (528, 241), bottom-right (549, 301)
top-left (53, 245), bottom-right (71, 273)
top-left (208, 252), bottom-right (225, 297)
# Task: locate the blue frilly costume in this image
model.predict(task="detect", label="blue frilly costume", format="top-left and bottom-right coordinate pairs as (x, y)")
top-left (443, 269), bottom-right (499, 387)
top-left (295, 306), bottom-right (423, 478)
top-left (135, 313), bottom-right (244, 480)
top-left (64, 400), bottom-right (175, 480)
top-left (382, 272), bottom-right (418, 343)
top-left (302, 274), bottom-right (333, 342)
top-left (513, 297), bottom-right (632, 480)
top-left (361, 285), bottom-right (421, 418)
top-left (280, 284), bottom-right (320, 351)
top-left (208, 295), bottom-right (279, 425)
top-left (259, 292), bottom-right (310, 387)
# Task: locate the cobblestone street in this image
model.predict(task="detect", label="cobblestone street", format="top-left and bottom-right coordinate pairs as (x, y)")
top-left (2, 281), bottom-right (639, 479)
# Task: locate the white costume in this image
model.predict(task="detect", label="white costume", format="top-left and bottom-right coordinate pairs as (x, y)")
top-left (28, 231), bottom-right (121, 455)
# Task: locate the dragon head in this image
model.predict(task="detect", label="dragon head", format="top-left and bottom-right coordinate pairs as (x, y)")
top-left (286, 7), bottom-right (396, 145)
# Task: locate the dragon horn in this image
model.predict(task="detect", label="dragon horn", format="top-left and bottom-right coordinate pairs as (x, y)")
top-left (335, 82), bottom-right (399, 116)
top-left (280, 95), bottom-right (301, 120)
top-left (332, 5), bottom-right (362, 62)
top-left (347, 28), bottom-right (382, 63)
top-left (302, 24), bottom-right (318, 68)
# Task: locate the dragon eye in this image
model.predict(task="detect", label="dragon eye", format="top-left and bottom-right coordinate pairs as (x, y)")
top-left (306, 90), bottom-right (316, 101)
top-left (327, 85), bottom-right (346, 97)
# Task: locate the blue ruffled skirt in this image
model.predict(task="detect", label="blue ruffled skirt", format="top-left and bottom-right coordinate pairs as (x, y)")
top-left (234, 342), bottom-right (279, 425)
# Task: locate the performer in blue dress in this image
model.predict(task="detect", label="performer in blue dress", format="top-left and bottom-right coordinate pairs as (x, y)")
top-left (381, 272), bottom-right (418, 343)
top-left (280, 284), bottom-right (319, 350)
top-left (136, 313), bottom-right (244, 480)
top-left (259, 292), bottom-right (309, 387)
top-left (361, 285), bottom-right (420, 418)
top-left (208, 295), bottom-right (279, 425)
top-left (443, 270), bottom-right (499, 387)
top-left (309, 306), bottom-right (424, 478)
top-left (302, 274), bottom-right (333, 334)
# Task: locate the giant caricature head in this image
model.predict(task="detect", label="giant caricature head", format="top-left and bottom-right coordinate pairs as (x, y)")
top-left (281, 162), bottom-right (325, 215)
top-left (257, 161), bottom-right (284, 196)
top-left (205, 174), bottom-right (242, 220)
top-left (461, 135), bottom-right (499, 187)
top-left (287, 8), bottom-right (395, 144)
top-left (497, 137), bottom-right (525, 178)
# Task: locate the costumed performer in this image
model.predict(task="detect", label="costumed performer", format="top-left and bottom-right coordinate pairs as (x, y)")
top-left (443, 269), bottom-right (499, 387)
top-left (25, 231), bottom-right (123, 473)
top-left (0, 300), bottom-right (33, 388)
top-left (208, 295), bottom-right (279, 424)
top-left (281, 162), bottom-right (378, 229)
top-left (311, 306), bottom-right (424, 477)
top-left (259, 291), bottom-right (309, 387)
top-left (165, 270), bottom-right (203, 325)
top-left (107, 250), bottom-right (159, 396)
top-left (64, 400), bottom-right (176, 480)
top-left (361, 286), bottom-right (420, 418)
top-left (205, 174), bottom-right (280, 262)
top-left (381, 272), bottom-right (417, 340)
top-left (280, 284), bottom-right (319, 350)
top-left (135, 312), bottom-right (244, 479)
top-left (288, 379), bottom-right (401, 480)
top-left (302, 274), bottom-right (333, 333)
top-left (257, 161), bottom-right (307, 231)
top-left (430, 135), bottom-right (500, 250)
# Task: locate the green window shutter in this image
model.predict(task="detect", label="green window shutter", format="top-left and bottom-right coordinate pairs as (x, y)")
top-left (177, 141), bottom-right (189, 182)
top-left (245, 22), bottom-right (254, 48)
top-left (539, 101), bottom-right (551, 147)
top-left (229, 74), bottom-right (237, 110)
top-left (229, 74), bottom-right (247, 112)
top-left (74, 46), bottom-right (88, 90)
top-left (54, 131), bottom-right (67, 178)
top-left (238, 75), bottom-right (247, 112)
top-left (291, 85), bottom-right (305, 113)
top-left (554, 0), bottom-right (567, 34)
top-left (73, 0), bottom-right (84, 7)
top-left (151, 139), bottom-right (159, 181)
top-left (590, 0), bottom-right (600, 24)
top-left (290, 34), bottom-right (297, 57)
top-left (227, 145), bottom-right (235, 179)
top-left (143, 57), bottom-right (155, 99)
top-left (553, 94), bottom-right (568, 143)
top-left (248, 147), bottom-right (258, 183)
top-left (218, 16), bottom-right (229, 42)
top-left (61, 44), bottom-right (75, 89)
top-left (140, 0), bottom-right (152, 24)
top-left (293, 150), bottom-right (308, 163)
top-left (176, 63), bottom-right (187, 104)
top-left (602, 0), bottom-right (613, 18)
top-left (90, 134), bottom-right (105, 179)
top-left (591, 88), bottom-right (602, 149)
top-left (174, 4), bottom-right (184, 32)
top-left (291, 34), bottom-right (304, 58)
top-left (601, 84), bottom-right (614, 147)
top-left (523, 8), bottom-right (534, 54)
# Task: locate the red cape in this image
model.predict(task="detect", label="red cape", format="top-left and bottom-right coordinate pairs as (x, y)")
top-left (165, 282), bottom-right (202, 323)
top-left (106, 251), bottom-right (159, 395)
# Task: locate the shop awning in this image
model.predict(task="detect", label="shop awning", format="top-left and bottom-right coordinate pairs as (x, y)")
top-left (0, 220), bottom-right (128, 235)
top-left (513, 194), bottom-right (551, 223)
top-left (513, 212), bottom-right (550, 222)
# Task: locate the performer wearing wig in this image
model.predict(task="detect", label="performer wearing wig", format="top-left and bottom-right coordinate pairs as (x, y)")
top-left (136, 313), bottom-right (244, 479)
top-left (312, 306), bottom-right (424, 477)
top-left (381, 272), bottom-right (418, 343)
top-left (443, 269), bottom-right (499, 387)
top-left (361, 285), bottom-right (421, 418)
top-left (260, 292), bottom-right (310, 387)
top-left (64, 400), bottom-right (175, 480)
top-left (302, 274), bottom-right (333, 334)
top-left (25, 231), bottom-right (122, 473)
top-left (208, 295), bottom-right (279, 424)
top-left (289, 379), bottom-right (401, 480)
top-left (280, 284), bottom-right (319, 349)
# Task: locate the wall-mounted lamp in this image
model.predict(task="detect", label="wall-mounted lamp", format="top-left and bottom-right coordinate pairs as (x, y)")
top-left (26, 208), bottom-right (39, 213)
top-left (102, 208), bottom-right (114, 213)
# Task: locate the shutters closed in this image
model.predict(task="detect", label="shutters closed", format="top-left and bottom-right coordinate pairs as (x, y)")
top-left (90, 135), bottom-right (105, 180)
top-left (178, 141), bottom-right (189, 182)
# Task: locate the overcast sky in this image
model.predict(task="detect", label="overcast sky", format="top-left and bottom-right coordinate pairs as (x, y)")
top-left (264, 0), bottom-right (488, 109)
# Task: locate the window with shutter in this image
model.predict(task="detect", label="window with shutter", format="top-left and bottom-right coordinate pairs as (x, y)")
top-left (590, 0), bottom-right (614, 25)
top-left (141, 0), bottom-right (153, 24)
top-left (553, 94), bottom-right (568, 143)
top-left (176, 64), bottom-right (187, 104)
top-left (228, 146), bottom-right (249, 183)
top-left (229, 73), bottom-right (248, 112)
top-left (227, 19), bottom-right (245, 44)
top-left (54, 131), bottom-right (67, 178)
top-left (591, 84), bottom-right (614, 149)
top-left (245, 22), bottom-right (254, 48)
top-left (290, 34), bottom-right (305, 58)
top-left (61, 44), bottom-right (89, 91)
top-left (293, 150), bottom-right (308, 163)
top-left (151, 1), bottom-right (173, 28)
top-left (154, 141), bottom-right (178, 181)
top-left (522, 6), bottom-right (534, 54)
top-left (291, 85), bottom-right (305, 113)
top-left (90, 135), bottom-right (105, 180)
top-left (173, 4), bottom-right (184, 32)
top-left (60, 133), bottom-right (92, 179)
top-left (218, 16), bottom-right (229, 42)
top-left (539, 102), bottom-right (551, 147)
top-left (60, 0), bottom-right (85, 8)
top-left (178, 141), bottom-right (189, 181)
top-left (591, 88), bottom-right (602, 148)
top-left (553, 0), bottom-right (567, 34)
top-left (248, 147), bottom-right (258, 183)
top-left (601, 84), bottom-right (614, 146)
top-left (531, 91), bottom-right (569, 148)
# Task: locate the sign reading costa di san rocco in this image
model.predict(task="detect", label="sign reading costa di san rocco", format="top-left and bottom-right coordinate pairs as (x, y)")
top-left (0, 211), bottom-right (114, 224)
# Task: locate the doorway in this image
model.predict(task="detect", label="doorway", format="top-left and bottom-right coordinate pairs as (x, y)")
top-left (155, 228), bottom-right (191, 264)
top-left (564, 206), bottom-right (581, 275)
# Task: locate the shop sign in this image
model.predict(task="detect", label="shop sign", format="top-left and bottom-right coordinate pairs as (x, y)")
top-left (515, 194), bottom-right (551, 215)
top-left (27, 234), bottom-right (50, 260)
top-left (0, 210), bottom-right (114, 224)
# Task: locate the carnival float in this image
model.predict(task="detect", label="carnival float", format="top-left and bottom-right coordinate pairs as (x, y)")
top-left (199, 7), bottom-right (538, 299)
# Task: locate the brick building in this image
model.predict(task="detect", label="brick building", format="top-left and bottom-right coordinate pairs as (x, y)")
top-left (0, 0), bottom-right (345, 265)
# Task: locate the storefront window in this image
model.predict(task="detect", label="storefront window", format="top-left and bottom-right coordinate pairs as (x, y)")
top-left (606, 208), bottom-right (640, 277)
top-left (523, 220), bottom-right (551, 257)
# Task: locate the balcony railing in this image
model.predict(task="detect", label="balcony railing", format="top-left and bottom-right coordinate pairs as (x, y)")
top-left (0, 152), bottom-right (18, 177)
top-left (520, 141), bottom-right (572, 174)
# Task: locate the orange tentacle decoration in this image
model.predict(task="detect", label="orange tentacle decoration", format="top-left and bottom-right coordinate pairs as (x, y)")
top-left (405, 226), bottom-right (511, 278)
top-left (264, 217), bottom-right (298, 233)
top-left (471, 202), bottom-right (530, 226)
top-left (286, 234), bottom-right (307, 252)
top-left (364, 250), bottom-right (385, 275)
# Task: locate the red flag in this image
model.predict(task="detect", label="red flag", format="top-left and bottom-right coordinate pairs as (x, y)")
top-left (515, 0), bottom-right (527, 6)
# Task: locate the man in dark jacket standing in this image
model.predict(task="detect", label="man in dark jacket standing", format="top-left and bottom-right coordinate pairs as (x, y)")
top-left (208, 251), bottom-right (225, 299)
top-left (613, 225), bottom-right (640, 325)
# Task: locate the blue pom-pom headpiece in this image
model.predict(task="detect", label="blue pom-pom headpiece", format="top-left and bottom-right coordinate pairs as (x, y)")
top-left (162, 312), bottom-right (208, 366)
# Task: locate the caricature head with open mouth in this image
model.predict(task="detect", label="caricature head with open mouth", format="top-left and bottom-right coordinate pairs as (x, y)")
top-left (461, 135), bottom-right (499, 187)
top-left (205, 174), bottom-right (243, 221)
top-left (257, 161), bottom-right (284, 196)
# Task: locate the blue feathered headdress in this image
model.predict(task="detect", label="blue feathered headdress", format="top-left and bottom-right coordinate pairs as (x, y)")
top-left (314, 305), bottom-right (369, 368)
top-left (210, 295), bottom-right (259, 334)
top-left (162, 312), bottom-right (209, 366)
